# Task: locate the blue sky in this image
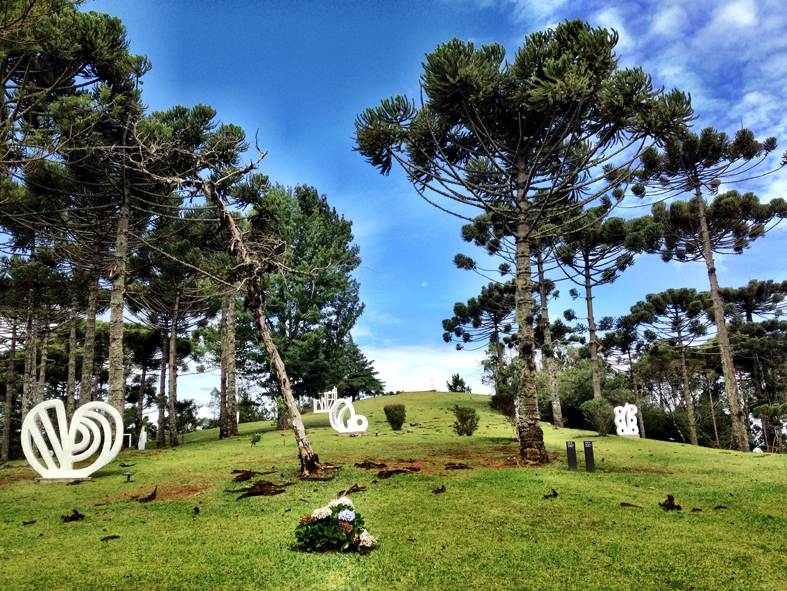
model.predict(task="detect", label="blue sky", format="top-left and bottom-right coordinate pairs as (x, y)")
top-left (88, 0), bottom-right (787, 402)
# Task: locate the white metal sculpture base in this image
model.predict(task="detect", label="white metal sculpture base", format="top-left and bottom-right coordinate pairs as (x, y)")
top-left (22, 400), bottom-right (123, 480)
top-left (614, 403), bottom-right (640, 438)
top-left (329, 398), bottom-right (368, 436)
top-left (313, 386), bottom-right (338, 414)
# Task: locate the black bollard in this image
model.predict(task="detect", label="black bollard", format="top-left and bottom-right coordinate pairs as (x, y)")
top-left (566, 441), bottom-right (577, 471)
top-left (584, 441), bottom-right (595, 473)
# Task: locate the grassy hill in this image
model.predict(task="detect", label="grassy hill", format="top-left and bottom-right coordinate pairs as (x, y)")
top-left (1, 391), bottom-right (785, 590)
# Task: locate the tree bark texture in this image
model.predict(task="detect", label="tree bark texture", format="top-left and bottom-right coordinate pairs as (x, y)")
top-left (168, 294), bottom-right (180, 447)
top-left (697, 193), bottom-right (748, 451)
top-left (78, 270), bottom-right (100, 407)
top-left (33, 315), bottom-right (49, 407)
top-left (65, 301), bottom-right (78, 419)
top-left (157, 327), bottom-right (168, 448)
top-left (219, 292), bottom-right (228, 439)
top-left (677, 333), bottom-right (699, 445)
top-left (1, 322), bottom-right (17, 462)
top-left (584, 258), bottom-right (602, 399)
top-left (514, 210), bottom-right (549, 463)
top-left (227, 291), bottom-right (238, 435)
top-left (136, 362), bottom-right (146, 445)
top-left (107, 179), bottom-right (130, 417)
top-left (20, 311), bottom-right (35, 424)
top-left (536, 249), bottom-right (563, 427)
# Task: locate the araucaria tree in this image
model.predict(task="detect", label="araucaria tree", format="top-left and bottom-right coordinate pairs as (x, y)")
top-left (639, 127), bottom-right (787, 451)
top-left (354, 20), bottom-right (692, 462)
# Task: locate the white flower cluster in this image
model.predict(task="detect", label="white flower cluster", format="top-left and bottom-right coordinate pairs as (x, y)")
top-left (328, 496), bottom-right (354, 509)
top-left (359, 529), bottom-right (377, 548)
top-left (311, 506), bottom-right (332, 519)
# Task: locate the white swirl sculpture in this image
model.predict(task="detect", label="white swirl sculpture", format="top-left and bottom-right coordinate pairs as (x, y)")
top-left (21, 400), bottom-right (123, 479)
top-left (614, 403), bottom-right (640, 437)
top-left (328, 398), bottom-right (368, 434)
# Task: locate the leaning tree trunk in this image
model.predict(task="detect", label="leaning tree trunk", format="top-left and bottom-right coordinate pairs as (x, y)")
top-left (227, 291), bottom-right (238, 435)
top-left (205, 180), bottom-right (322, 476)
top-left (697, 193), bottom-right (748, 452)
top-left (157, 327), bottom-right (168, 448)
top-left (219, 292), bottom-right (228, 439)
top-left (168, 294), bottom-right (180, 447)
top-left (536, 248), bottom-right (563, 427)
top-left (1, 322), bottom-right (17, 462)
top-left (676, 331), bottom-right (698, 445)
top-left (513, 198), bottom-right (548, 463)
top-left (706, 374), bottom-right (721, 448)
top-left (65, 299), bottom-right (78, 419)
top-left (78, 269), bottom-right (100, 407)
top-left (20, 311), bottom-right (36, 424)
top-left (584, 255), bottom-right (602, 399)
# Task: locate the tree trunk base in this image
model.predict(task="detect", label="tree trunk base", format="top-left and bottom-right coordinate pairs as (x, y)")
top-left (298, 452), bottom-right (323, 479)
top-left (518, 423), bottom-right (550, 463)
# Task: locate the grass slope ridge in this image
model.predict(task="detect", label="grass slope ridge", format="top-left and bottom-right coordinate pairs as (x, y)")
top-left (1, 391), bottom-right (785, 591)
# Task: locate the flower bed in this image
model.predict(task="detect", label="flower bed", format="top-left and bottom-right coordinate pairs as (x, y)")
top-left (295, 496), bottom-right (377, 553)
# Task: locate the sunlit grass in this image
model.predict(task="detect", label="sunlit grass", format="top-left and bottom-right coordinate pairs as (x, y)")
top-left (1, 391), bottom-right (785, 590)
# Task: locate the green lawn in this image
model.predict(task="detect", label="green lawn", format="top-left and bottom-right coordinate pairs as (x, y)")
top-left (1, 391), bottom-right (785, 590)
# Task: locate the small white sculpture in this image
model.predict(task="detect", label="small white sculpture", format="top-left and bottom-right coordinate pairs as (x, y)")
top-left (614, 403), bottom-right (640, 437)
top-left (313, 386), bottom-right (338, 414)
top-left (328, 398), bottom-right (368, 435)
top-left (138, 428), bottom-right (147, 450)
top-left (753, 447), bottom-right (763, 453)
top-left (22, 400), bottom-right (123, 480)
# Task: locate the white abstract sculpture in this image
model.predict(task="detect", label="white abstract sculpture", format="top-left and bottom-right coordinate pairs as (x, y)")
top-left (22, 399), bottom-right (123, 480)
top-left (614, 403), bottom-right (640, 437)
top-left (137, 428), bottom-right (147, 450)
top-left (328, 398), bottom-right (368, 435)
top-left (313, 386), bottom-right (338, 414)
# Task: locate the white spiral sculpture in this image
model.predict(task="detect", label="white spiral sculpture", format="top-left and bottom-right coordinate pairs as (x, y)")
top-left (21, 400), bottom-right (123, 479)
top-left (613, 403), bottom-right (640, 437)
top-left (328, 398), bottom-right (368, 434)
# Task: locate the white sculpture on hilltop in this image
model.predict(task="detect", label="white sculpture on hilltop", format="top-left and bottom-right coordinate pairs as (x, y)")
top-left (313, 386), bottom-right (338, 414)
top-left (614, 403), bottom-right (640, 438)
top-left (22, 399), bottom-right (123, 480)
top-left (329, 398), bottom-right (368, 435)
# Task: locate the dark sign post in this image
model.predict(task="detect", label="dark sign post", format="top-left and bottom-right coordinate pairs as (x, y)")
top-left (566, 441), bottom-right (577, 471)
top-left (584, 441), bottom-right (595, 473)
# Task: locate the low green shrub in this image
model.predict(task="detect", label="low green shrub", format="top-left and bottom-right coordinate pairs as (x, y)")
top-left (451, 405), bottom-right (479, 436)
top-left (384, 404), bottom-right (406, 430)
top-left (580, 398), bottom-right (614, 436)
top-left (249, 432), bottom-right (261, 447)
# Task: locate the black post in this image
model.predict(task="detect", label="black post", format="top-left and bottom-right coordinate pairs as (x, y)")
top-left (584, 441), bottom-right (595, 473)
top-left (566, 441), bottom-right (577, 471)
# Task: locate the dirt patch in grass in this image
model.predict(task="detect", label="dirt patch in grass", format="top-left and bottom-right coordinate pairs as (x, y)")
top-left (0, 464), bottom-right (37, 487)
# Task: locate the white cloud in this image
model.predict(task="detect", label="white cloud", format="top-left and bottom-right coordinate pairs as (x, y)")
top-left (713, 0), bottom-right (758, 29)
top-left (421, 282), bottom-right (428, 287)
top-left (363, 344), bottom-right (490, 394)
top-left (649, 3), bottom-right (689, 38)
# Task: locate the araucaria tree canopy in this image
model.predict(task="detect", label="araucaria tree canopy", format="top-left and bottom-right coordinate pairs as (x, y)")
top-left (354, 19), bottom-right (693, 462)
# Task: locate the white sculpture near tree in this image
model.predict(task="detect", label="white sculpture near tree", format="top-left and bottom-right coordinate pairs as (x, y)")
top-left (614, 403), bottom-right (640, 438)
top-left (328, 398), bottom-right (368, 436)
top-left (21, 399), bottom-right (123, 480)
top-left (137, 427), bottom-right (147, 450)
top-left (313, 386), bottom-right (338, 414)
